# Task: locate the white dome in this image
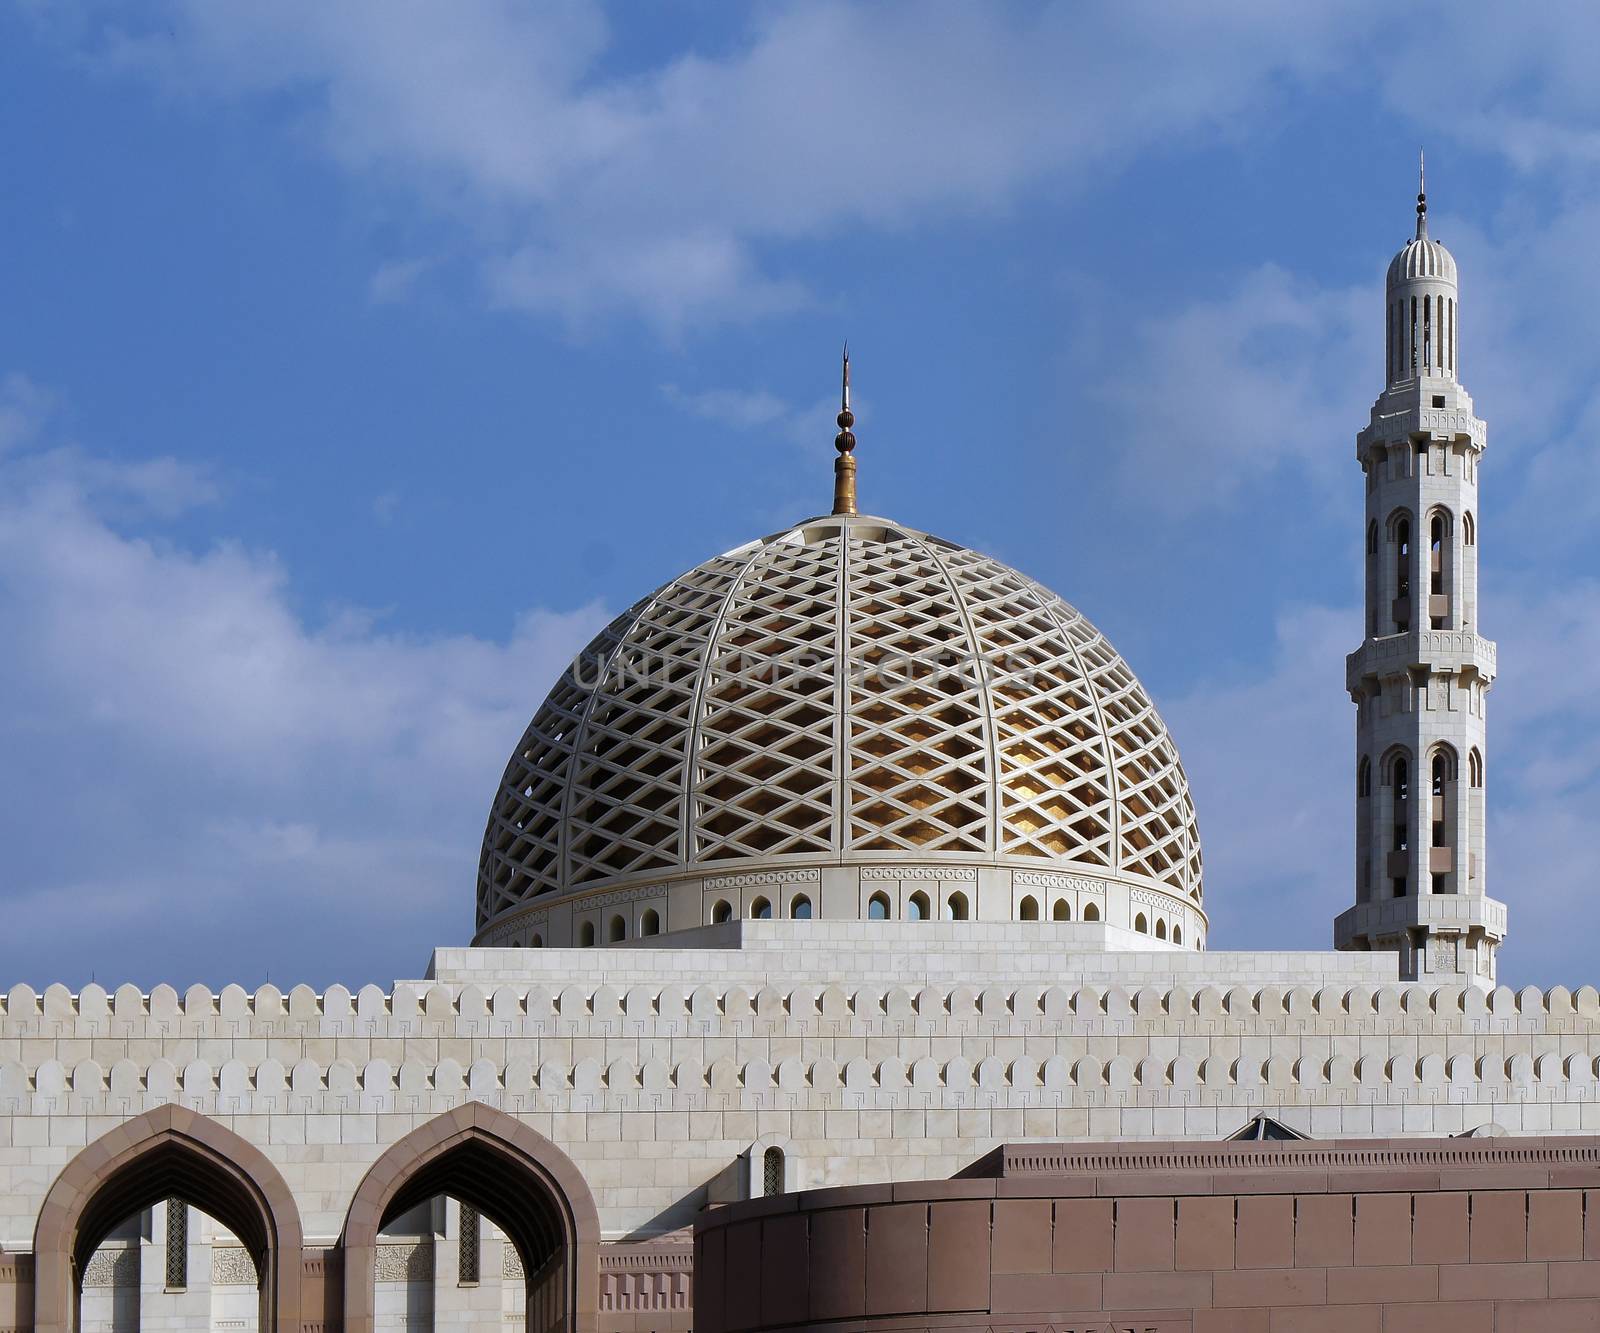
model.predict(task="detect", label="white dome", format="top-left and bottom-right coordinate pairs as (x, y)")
top-left (476, 513), bottom-right (1203, 943)
top-left (1387, 234), bottom-right (1457, 288)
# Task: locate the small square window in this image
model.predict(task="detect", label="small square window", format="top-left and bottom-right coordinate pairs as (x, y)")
top-left (1431, 395), bottom-right (1446, 408)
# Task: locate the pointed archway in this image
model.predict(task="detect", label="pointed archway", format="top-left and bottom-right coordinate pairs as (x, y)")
top-left (32, 1105), bottom-right (304, 1333)
top-left (341, 1102), bottom-right (600, 1333)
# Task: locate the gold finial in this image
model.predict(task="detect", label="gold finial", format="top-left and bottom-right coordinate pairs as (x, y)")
top-left (1416, 148), bottom-right (1428, 239)
top-left (832, 342), bottom-right (857, 516)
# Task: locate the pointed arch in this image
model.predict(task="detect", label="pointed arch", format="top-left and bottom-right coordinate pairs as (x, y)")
top-left (342, 1102), bottom-right (600, 1333)
top-left (33, 1105), bottom-right (304, 1333)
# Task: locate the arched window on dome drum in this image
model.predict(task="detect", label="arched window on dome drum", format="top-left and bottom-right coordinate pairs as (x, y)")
top-left (1019, 895), bottom-right (1039, 921)
top-left (907, 891), bottom-right (929, 921)
top-left (762, 1147), bottom-right (784, 1197)
top-left (750, 896), bottom-right (772, 921)
top-left (1155, 919), bottom-right (1167, 940)
top-left (1053, 899), bottom-right (1070, 922)
top-left (790, 894), bottom-right (812, 920)
top-left (1083, 902), bottom-right (1100, 922)
top-left (608, 915), bottom-right (626, 943)
top-left (640, 909), bottom-right (660, 937)
top-left (945, 891), bottom-right (969, 921)
top-left (867, 892), bottom-right (890, 921)
top-left (711, 900), bottom-right (732, 924)
top-left (579, 921), bottom-right (595, 947)
top-left (1134, 913), bottom-right (1148, 934)
top-left (531, 933), bottom-right (543, 949)
top-left (1172, 924), bottom-right (1183, 946)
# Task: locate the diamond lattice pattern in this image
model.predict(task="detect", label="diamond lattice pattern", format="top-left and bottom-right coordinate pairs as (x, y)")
top-left (477, 516), bottom-right (1202, 926)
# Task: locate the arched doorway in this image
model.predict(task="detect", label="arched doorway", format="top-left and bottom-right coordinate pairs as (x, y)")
top-left (32, 1105), bottom-right (304, 1333)
top-left (342, 1102), bottom-right (600, 1333)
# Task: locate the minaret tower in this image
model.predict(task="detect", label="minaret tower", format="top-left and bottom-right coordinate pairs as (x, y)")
top-left (1335, 160), bottom-right (1506, 987)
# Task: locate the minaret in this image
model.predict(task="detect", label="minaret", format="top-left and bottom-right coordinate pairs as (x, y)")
top-left (1335, 161), bottom-right (1506, 987)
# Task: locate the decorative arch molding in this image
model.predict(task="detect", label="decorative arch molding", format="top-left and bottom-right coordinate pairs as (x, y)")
top-left (32, 1104), bottom-right (304, 1333)
top-left (341, 1101), bottom-right (600, 1333)
top-left (1380, 744), bottom-right (1413, 786)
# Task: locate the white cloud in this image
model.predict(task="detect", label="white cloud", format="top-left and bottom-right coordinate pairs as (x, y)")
top-left (1164, 603), bottom-right (1355, 954)
top-left (51, 0), bottom-right (1390, 332)
top-left (367, 256), bottom-right (435, 305)
top-left (0, 376), bottom-right (607, 985)
top-left (1084, 266), bottom-right (1371, 514)
top-left (0, 373), bottom-right (54, 455)
top-left (660, 384), bottom-right (790, 430)
top-left (659, 382), bottom-right (844, 458)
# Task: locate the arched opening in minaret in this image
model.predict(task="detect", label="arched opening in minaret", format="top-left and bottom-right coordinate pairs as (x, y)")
top-left (1389, 753), bottom-right (1410, 898)
top-left (1468, 747), bottom-right (1485, 887)
top-left (1357, 756), bottom-right (1373, 903)
top-left (1429, 513), bottom-right (1449, 629)
top-left (1393, 516), bottom-right (1412, 632)
top-left (1430, 747), bottom-right (1458, 895)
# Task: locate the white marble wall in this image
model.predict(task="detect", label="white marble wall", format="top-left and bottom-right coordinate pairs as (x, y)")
top-left (4, 931), bottom-right (1600, 1254)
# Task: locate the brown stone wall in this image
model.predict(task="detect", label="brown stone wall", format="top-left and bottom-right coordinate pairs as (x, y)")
top-left (695, 1137), bottom-right (1600, 1332)
top-left (0, 1251), bottom-right (32, 1333)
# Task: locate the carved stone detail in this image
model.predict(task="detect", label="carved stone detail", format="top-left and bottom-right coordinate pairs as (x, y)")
top-left (212, 1246), bottom-right (259, 1286)
top-left (375, 1240), bottom-right (432, 1282)
top-left (81, 1246), bottom-right (138, 1288)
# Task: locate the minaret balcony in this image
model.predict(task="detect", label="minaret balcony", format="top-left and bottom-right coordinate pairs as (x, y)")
top-left (1346, 628), bottom-right (1497, 693)
top-left (1357, 394), bottom-right (1485, 462)
top-left (1335, 891), bottom-right (1507, 952)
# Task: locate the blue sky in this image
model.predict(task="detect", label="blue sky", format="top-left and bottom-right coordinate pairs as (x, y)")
top-left (3, 1), bottom-right (1600, 988)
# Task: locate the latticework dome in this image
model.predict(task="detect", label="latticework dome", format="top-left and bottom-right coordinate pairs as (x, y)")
top-left (476, 513), bottom-right (1204, 947)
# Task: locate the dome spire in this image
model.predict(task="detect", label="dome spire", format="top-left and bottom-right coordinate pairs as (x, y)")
top-left (832, 342), bottom-right (858, 516)
top-left (1416, 148), bottom-right (1428, 239)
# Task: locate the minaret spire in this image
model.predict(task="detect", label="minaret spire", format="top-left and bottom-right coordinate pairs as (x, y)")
top-left (1416, 149), bottom-right (1428, 239)
top-left (832, 342), bottom-right (858, 516)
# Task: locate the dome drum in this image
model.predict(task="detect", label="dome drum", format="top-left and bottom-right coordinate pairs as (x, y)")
top-left (475, 859), bottom-right (1206, 949)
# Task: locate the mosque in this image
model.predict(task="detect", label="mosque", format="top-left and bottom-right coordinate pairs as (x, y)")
top-left (3, 177), bottom-right (1599, 1333)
